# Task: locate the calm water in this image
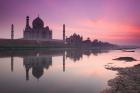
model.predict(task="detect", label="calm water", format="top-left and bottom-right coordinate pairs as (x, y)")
top-left (0, 49), bottom-right (139, 93)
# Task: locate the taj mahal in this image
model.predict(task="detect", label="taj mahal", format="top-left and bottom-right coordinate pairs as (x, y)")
top-left (24, 16), bottom-right (52, 40)
top-left (22, 16), bottom-right (65, 41)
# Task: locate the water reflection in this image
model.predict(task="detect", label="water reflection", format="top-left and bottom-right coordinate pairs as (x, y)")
top-left (11, 56), bottom-right (14, 72)
top-left (0, 49), bottom-right (109, 81)
top-left (7, 49), bottom-right (65, 81)
top-left (0, 49), bottom-right (140, 93)
top-left (23, 55), bottom-right (52, 80)
top-left (66, 49), bottom-right (109, 62)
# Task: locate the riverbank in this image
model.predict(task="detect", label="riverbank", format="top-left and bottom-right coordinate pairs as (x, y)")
top-left (0, 39), bottom-right (139, 51)
top-left (101, 64), bottom-right (140, 93)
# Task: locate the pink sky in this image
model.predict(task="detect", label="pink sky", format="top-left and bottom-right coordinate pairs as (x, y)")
top-left (0, 0), bottom-right (140, 45)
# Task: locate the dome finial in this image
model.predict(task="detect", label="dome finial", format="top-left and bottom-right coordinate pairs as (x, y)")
top-left (38, 13), bottom-right (39, 17)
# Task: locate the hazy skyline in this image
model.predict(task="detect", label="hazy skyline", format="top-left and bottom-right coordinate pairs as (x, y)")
top-left (0, 0), bottom-right (140, 45)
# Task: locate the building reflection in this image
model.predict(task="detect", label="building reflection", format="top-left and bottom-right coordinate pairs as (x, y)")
top-left (66, 49), bottom-right (109, 62)
top-left (66, 50), bottom-right (83, 62)
top-left (0, 49), bottom-right (109, 81)
top-left (4, 49), bottom-right (66, 81)
top-left (23, 55), bottom-right (52, 80)
top-left (63, 52), bottom-right (65, 72)
top-left (11, 56), bottom-right (14, 72)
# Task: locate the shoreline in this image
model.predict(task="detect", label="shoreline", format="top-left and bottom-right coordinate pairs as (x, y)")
top-left (101, 64), bottom-right (140, 93)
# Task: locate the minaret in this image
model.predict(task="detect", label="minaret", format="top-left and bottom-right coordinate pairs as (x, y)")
top-left (26, 16), bottom-right (30, 28)
top-left (11, 24), bottom-right (14, 39)
top-left (63, 24), bottom-right (65, 41)
top-left (24, 16), bottom-right (30, 39)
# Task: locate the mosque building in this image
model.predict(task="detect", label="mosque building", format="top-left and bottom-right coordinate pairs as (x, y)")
top-left (23, 16), bottom-right (52, 40)
top-left (10, 15), bottom-right (66, 43)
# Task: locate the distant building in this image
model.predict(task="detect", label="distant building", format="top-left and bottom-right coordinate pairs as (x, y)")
top-left (66, 33), bottom-right (83, 45)
top-left (23, 16), bottom-right (52, 40)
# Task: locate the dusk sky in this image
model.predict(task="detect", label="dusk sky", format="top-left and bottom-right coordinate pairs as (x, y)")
top-left (0, 0), bottom-right (140, 45)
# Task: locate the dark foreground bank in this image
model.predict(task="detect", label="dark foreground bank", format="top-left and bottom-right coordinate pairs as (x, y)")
top-left (101, 64), bottom-right (140, 93)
